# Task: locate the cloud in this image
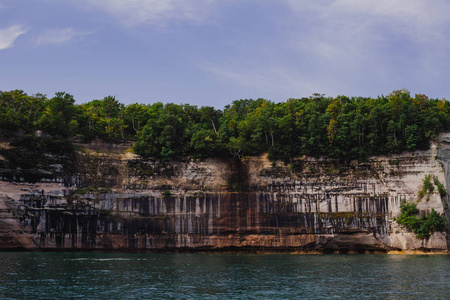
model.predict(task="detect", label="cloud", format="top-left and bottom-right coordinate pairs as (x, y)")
top-left (286, 0), bottom-right (450, 83)
top-left (203, 0), bottom-right (450, 99)
top-left (286, 0), bottom-right (449, 41)
top-left (79, 0), bottom-right (217, 26)
top-left (0, 25), bottom-right (27, 50)
top-left (285, 0), bottom-right (450, 55)
top-left (202, 60), bottom-right (324, 101)
top-left (34, 28), bottom-right (92, 46)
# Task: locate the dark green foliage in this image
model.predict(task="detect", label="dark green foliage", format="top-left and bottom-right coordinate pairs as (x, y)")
top-left (419, 209), bottom-right (447, 238)
top-left (36, 92), bottom-right (79, 138)
top-left (0, 135), bottom-right (76, 183)
top-left (434, 177), bottom-right (447, 197)
top-left (77, 96), bottom-right (126, 141)
top-left (1, 89), bottom-right (450, 162)
top-left (396, 201), bottom-right (420, 229)
top-left (133, 103), bottom-right (189, 160)
top-left (0, 90), bottom-right (45, 137)
top-left (0, 135), bottom-right (74, 169)
top-left (123, 103), bottom-right (150, 137)
top-left (418, 175), bottom-right (434, 200)
top-left (396, 200), bottom-right (446, 239)
top-left (290, 161), bottom-right (304, 173)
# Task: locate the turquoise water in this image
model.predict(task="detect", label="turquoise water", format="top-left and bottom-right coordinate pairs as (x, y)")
top-left (0, 253), bottom-right (448, 299)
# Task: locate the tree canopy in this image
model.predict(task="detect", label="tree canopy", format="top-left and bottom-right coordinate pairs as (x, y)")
top-left (1, 89), bottom-right (449, 162)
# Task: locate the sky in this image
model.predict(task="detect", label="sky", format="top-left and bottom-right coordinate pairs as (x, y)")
top-left (1, 0), bottom-right (450, 108)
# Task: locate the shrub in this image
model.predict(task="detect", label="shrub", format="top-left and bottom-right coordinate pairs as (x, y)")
top-left (418, 175), bottom-right (434, 200)
top-left (434, 177), bottom-right (447, 198)
top-left (395, 200), bottom-right (446, 239)
top-left (290, 161), bottom-right (303, 173)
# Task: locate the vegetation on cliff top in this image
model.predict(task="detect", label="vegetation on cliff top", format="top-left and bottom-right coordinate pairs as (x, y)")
top-left (1, 89), bottom-right (449, 162)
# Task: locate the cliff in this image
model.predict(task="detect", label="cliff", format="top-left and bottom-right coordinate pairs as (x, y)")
top-left (0, 134), bottom-right (449, 253)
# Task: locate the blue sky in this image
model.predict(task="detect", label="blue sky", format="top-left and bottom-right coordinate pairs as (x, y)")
top-left (1, 0), bottom-right (449, 108)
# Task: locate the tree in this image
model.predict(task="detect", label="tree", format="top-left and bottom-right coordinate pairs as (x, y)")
top-left (124, 103), bottom-right (150, 136)
top-left (0, 90), bottom-right (46, 136)
top-left (36, 92), bottom-right (78, 137)
top-left (133, 103), bottom-right (188, 160)
top-left (78, 96), bottom-right (126, 141)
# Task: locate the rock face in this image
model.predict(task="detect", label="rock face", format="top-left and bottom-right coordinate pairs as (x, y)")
top-left (0, 136), bottom-right (449, 253)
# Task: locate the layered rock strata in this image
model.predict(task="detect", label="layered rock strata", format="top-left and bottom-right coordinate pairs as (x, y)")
top-left (0, 135), bottom-right (449, 253)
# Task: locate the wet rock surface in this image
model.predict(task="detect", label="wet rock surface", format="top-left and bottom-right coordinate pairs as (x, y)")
top-left (0, 136), bottom-right (449, 253)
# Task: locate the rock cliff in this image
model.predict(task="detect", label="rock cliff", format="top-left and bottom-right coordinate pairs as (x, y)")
top-left (0, 135), bottom-right (449, 253)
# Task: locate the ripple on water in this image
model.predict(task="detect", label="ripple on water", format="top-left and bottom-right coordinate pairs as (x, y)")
top-left (0, 253), bottom-right (448, 299)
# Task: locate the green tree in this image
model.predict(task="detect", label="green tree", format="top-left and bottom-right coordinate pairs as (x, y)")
top-left (396, 200), bottom-right (446, 239)
top-left (133, 103), bottom-right (189, 160)
top-left (78, 96), bottom-right (126, 141)
top-left (37, 92), bottom-right (78, 137)
top-left (0, 90), bottom-right (46, 136)
top-left (124, 103), bottom-right (150, 136)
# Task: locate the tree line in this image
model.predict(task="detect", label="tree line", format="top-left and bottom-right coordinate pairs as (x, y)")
top-left (1, 89), bottom-right (449, 162)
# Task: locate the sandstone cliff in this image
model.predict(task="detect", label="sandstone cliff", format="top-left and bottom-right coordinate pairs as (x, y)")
top-left (0, 134), bottom-right (449, 253)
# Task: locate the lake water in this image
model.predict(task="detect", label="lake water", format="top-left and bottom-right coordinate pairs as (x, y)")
top-left (0, 253), bottom-right (448, 299)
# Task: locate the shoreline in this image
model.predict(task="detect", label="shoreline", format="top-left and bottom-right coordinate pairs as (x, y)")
top-left (0, 247), bottom-right (448, 255)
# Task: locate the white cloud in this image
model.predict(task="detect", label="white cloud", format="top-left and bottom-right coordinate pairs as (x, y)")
top-left (284, 0), bottom-right (450, 51)
top-left (0, 25), bottom-right (27, 50)
top-left (202, 0), bottom-right (450, 99)
top-left (79, 0), bottom-right (217, 26)
top-left (202, 60), bottom-right (325, 100)
top-left (34, 28), bottom-right (92, 46)
top-left (285, 0), bottom-right (450, 81)
top-left (298, 4), bottom-right (421, 36)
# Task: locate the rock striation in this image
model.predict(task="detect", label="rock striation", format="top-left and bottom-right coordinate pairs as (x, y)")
top-left (0, 135), bottom-right (449, 253)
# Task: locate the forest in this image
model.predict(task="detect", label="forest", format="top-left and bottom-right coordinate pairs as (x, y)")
top-left (0, 89), bottom-right (449, 162)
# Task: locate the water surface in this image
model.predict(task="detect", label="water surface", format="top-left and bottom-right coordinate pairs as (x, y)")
top-left (0, 253), bottom-right (448, 299)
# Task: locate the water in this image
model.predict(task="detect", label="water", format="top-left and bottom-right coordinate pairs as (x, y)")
top-left (0, 253), bottom-right (448, 299)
